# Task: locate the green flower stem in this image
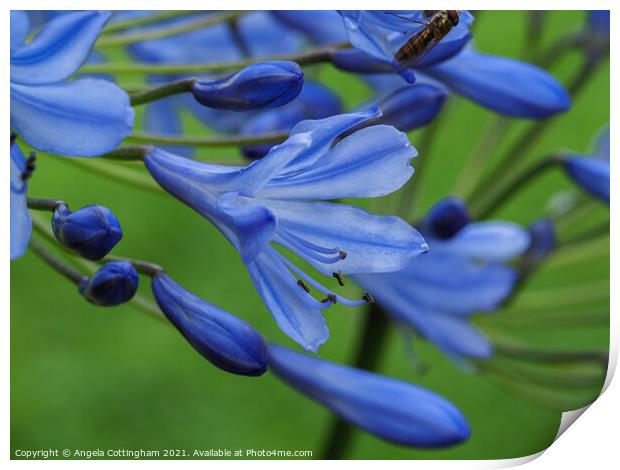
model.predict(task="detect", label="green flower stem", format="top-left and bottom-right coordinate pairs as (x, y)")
top-left (548, 235), bottom-right (609, 268)
top-left (320, 304), bottom-right (391, 459)
top-left (28, 236), bottom-right (87, 285)
top-left (514, 279), bottom-right (609, 310)
top-left (96, 11), bottom-right (249, 48)
top-left (130, 79), bottom-right (196, 106)
top-left (101, 11), bottom-right (199, 34)
top-left (81, 42), bottom-right (350, 75)
top-left (27, 197), bottom-right (66, 211)
top-left (127, 130), bottom-right (288, 147)
top-left (469, 155), bottom-right (563, 219)
top-left (98, 254), bottom-right (164, 277)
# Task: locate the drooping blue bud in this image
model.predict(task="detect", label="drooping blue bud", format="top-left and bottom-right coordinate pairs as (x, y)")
top-left (52, 204), bottom-right (123, 260)
top-left (522, 218), bottom-right (556, 271)
top-left (79, 261), bottom-right (139, 307)
top-left (191, 61), bottom-right (304, 111)
top-left (423, 197), bottom-right (471, 240)
top-left (563, 156), bottom-right (610, 204)
top-left (152, 273), bottom-right (268, 376)
top-left (268, 344), bottom-right (470, 447)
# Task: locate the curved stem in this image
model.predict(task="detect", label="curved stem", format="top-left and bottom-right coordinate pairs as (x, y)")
top-left (29, 237), bottom-right (87, 285)
top-left (82, 43), bottom-right (350, 75)
top-left (27, 197), bottom-right (66, 211)
top-left (128, 130), bottom-right (288, 147)
top-left (96, 11), bottom-right (249, 48)
top-left (99, 254), bottom-right (164, 277)
top-left (321, 304), bottom-right (391, 459)
top-left (130, 78), bottom-right (196, 106)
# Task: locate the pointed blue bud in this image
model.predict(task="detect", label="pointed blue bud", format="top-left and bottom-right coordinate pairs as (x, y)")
top-left (423, 197), bottom-right (470, 240)
top-left (268, 344), bottom-right (470, 447)
top-left (563, 156), bottom-right (610, 203)
top-left (191, 61), bottom-right (304, 111)
top-left (152, 273), bottom-right (268, 376)
top-left (52, 204), bottom-right (123, 260)
top-left (79, 261), bottom-right (138, 307)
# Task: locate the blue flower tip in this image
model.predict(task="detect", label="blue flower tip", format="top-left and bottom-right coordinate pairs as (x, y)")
top-left (79, 261), bottom-right (139, 307)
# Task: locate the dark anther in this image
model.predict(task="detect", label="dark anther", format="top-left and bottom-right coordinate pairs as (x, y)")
top-left (297, 279), bottom-right (311, 293)
top-left (362, 292), bottom-right (375, 303)
top-left (320, 294), bottom-right (337, 304)
top-left (21, 152), bottom-right (37, 181)
top-left (338, 250), bottom-right (348, 260)
top-left (332, 271), bottom-right (345, 286)
top-left (10, 132), bottom-right (17, 145)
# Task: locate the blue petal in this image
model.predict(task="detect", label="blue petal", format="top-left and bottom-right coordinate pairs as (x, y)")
top-left (564, 156), bottom-right (610, 203)
top-left (238, 11), bottom-right (304, 57)
top-left (10, 142), bottom-right (32, 260)
top-left (432, 221), bottom-right (531, 262)
top-left (269, 344), bottom-right (471, 447)
top-left (10, 79), bottom-right (134, 156)
top-left (152, 273), bottom-right (268, 376)
top-left (143, 97), bottom-right (194, 157)
top-left (10, 11), bottom-right (30, 50)
top-left (332, 48), bottom-right (416, 83)
top-left (256, 124), bottom-right (416, 199)
top-left (266, 200), bottom-right (428, 275)
top-left (271, 11), bottom-right (348, 45)
top-left (246, 248), bottom-right (329, 352)
top-left (10, 11), bottom-right (110, 85)
top-left (425, 49), bottom-right (571, 118)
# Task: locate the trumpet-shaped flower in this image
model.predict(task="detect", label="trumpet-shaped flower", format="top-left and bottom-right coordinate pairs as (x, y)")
top-left (563, 126), bottom-right (610, 203)
top-left (269, 344), bottom-right (470, 447)
top-left (355, 197), bottom-right (530, 360)
top-left (152, 273), bottom-right (269, 376)
top-left (145, 110), bottom-right (427, 351)
top-left (10, 11), bottom-right (134, 156)
top-left (10, 136), bottom-right (33, 260)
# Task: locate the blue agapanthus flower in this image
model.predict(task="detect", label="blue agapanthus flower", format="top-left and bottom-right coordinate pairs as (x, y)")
top-left (152, 273), bottom-right (269, 376)
top-left (145, 110), bottom-right (427, 352)
top-left (563, 126), bottom-right (610, 203)
top-left (269, 344), bottom-right (470, 447)
top-left (337, 11), bottom-right (571, 119)
top-left (10, 137), bottom-right (33, 260)
top-left (10, 11), bottom-right (134, 156)
top-left (354, 197), bottom-right (530, 360)
top-left (79, 261), bottom-right (139, 307)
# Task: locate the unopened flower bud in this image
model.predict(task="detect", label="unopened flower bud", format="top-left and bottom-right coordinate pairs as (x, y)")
top-left (191, 61), bottom-right (304, 111)
top-left (79, 261), bottom-right (138, 307)
top-left (424, 197), bottom-right (470, 240)
top-left (52, 204), bottom-right (122, 260)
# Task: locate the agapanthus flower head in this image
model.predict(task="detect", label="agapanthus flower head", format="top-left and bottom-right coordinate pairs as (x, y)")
top-left (52, 204), bottom-right (123, 260)
top-left (563, 125), bottom-right (610, 203)
top-left (355, 197), bottom-right (530, 360)
top-left (145, 110), bottom-right (427, 352)
top-left (10, 11), bottom-right (134, 156)
top-left (152, 273), bottom-right (268, 376)
top-left (190, 61), bottom-right (304, 111)
top-left (240, 80), bottom-right (343, 159)
top-left (10, 135), bottom-right (33, 260)
top-left (79, 261), bottom-right (139, 307)
top-left (268, 344), bottom-right (470, 447)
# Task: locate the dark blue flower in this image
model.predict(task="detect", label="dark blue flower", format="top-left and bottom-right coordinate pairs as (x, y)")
top-left (421, 196), bottom-right (470, 240)
top-left (145, 110), bottom-right (427, 351)
top-left (240, 80), bottom-right (343, 159)
top-left (191, 61), bottom-right (304, 111)
top-left (10, 137), bottom-right (33, 260)
top-left (79, 261), bottom-right (139, 307)
top-left (52, 204), bottom-right (123, 260)
top-left (355, 198), bottom-right (530, 360)
top-left (423, 47), bottom-right (571, 118)
top-left (563, 126), bottom-right (610, 203)
top-left (338, 10), bottom-right (474, 82)
top-left (152, 273), bottom-right (268, 376)
top-left (10, 11), bottom-right (134, 156)
top-left (521, 218), bottom-right (556, 272)
top-left (268, 344), bottom-right (470, 447)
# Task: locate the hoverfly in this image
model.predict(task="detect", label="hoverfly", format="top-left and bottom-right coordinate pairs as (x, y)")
top-left (387, 10), bottom-right (460, 66)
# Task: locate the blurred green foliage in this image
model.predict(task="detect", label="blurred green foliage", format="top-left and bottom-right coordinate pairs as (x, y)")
top-left (11, 11), bottom-right (609, 459)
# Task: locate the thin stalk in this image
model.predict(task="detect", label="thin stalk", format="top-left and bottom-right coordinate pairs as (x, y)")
top-left (28, 237), bottom-right (86, 285)
top-left (548, 236), bottom-right (609, 267)
top-left (321, 304), bottom-right (391, 459)
top-left (128, 130), bottom-right (288, 147)
top-left (514, 279), bottom-right (609, 309)
top-left (469, 155), bottom-right (563, 219)
top-left (81, 43), bottom-right (349, 75)
top-left (96, 11), bottom-right (249, 48)
top-left (559, 220), bottom-right (610, 248)
top-left (99, 255), bottom-right (164, 277)
top-left (130, 78), bottom-right (196, 106)
top-left (101, 11), bottom-right (199, 34)
top-left (27, 197), bottom-right (66, 211)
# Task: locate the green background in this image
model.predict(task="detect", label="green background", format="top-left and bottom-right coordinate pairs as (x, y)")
top-left (11, 11), bottom-right (610, 459)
